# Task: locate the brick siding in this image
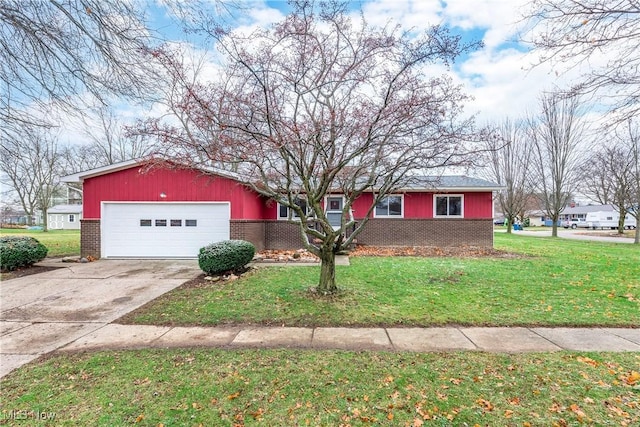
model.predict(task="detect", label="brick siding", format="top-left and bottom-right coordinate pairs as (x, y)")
top-left (230, 220), bottom-right (266, 250)
top-left (355, 218), bottom-right (493, 247)
top-left (80, 218), bottom-right (493, 258)
top-left (80, 219), bottom-right (101, 259)
top-left (264, 221), bottom-right (307, 249)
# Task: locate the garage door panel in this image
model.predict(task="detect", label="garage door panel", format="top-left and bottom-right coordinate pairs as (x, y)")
top-left (102, 202), bottom-right (230, 258)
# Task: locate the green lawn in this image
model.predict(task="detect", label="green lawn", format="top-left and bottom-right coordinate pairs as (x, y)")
top-left (2, 234), bottom-right (639, 425)
top-left (1, 349), bottom-right (638, 426)
top-left (0, 228), bottom-right (80, 257)
top-left (121, 234), bottom-right (640, 327)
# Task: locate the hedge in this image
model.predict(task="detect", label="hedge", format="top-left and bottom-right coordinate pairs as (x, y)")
top-left (0, 236), bottom-right (48, 271)
top-left (198, 240), bottom-right (255, 275)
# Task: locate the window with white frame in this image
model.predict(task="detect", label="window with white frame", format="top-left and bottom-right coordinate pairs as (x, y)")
top-left (68, 214), bottom-right (75, 223)
top-left (434, 194), bottom-right (463, 218)
top-left (278, 197), bottom-right (309, 220)
top-left (374, 195), bottom-right (403, 218)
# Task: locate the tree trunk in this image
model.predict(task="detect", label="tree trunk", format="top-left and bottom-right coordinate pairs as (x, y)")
top-left (617, 215), bottom-right (625, 235)
top-left (551, 217), bottom-right (558, 237)
top-left (317, 247), bottom-right (338, 295)
top-left (635, 217), bottom-right (640, 244)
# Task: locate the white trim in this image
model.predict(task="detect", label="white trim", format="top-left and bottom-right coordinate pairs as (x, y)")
top-left (433, 194), bottom-right (465, 218)
top-left (324, 195), bottom-right (346, 230)
top-left (324, 195), bottom-right (345, 211)
top-left (276, 198), bottom-right (310, 220)
top-left (373, 194), bottom-right (404, 218)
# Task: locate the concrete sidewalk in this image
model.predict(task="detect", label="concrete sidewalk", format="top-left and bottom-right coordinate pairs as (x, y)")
top-left (52, 325), bottom-right (640, 353)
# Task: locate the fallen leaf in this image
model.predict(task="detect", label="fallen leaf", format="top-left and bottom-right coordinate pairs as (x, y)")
top-left (227, 392), bottom-right (241, 400)
top-left (386, 412), bottom-right (394, 420)
top-left (577, 356), bottom-right (599, 367)
top-left (508, 397), bottom-right (521, 405)
top-left (623, 371), bottom-right (640, 385)
top-left (549, 402), bottom-right (564, 413)
top-left (476, 398), bottom-right (494, 412)
top-left (135, 414), bottom-right (144, 423)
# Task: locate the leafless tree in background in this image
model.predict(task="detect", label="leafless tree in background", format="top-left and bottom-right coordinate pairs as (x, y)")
top-left (0, 125), bottom-right (62, 231)
top-left (529, 91), bottom-right (586, 237)
top-left (481, 118), bottom-right (532, 232)
top-left (581, 142), bottom-right (634, 234)
top-left (523, 0), bottom-right (640, 122)
top-left (623, 120), bottom-right (640, 243)
top-left (59, 106), bottom-right (154, 175)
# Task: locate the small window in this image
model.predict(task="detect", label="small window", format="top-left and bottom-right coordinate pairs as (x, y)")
top-left (278, 197), bottom-right (309, 220)
top-left (140, 219), bottom-right (152, 227)
top-left (185, 219), bottom-right (197, 227)
top-left (374, 195), bottom-right (403, 218)
top-left (68, 214), bottom-right (75, 223)
top-left (155, 219), bottom-right (167, 226)
top-left (434, 195), bottom-right (464, 218)
top-left (170, 219), bottom-right (182, 227)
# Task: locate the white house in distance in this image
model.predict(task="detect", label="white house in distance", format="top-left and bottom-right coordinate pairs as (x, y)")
top-left (47, 204), bottom-right (82, 230)
top-left (559, 204), bottom-right (616, 222)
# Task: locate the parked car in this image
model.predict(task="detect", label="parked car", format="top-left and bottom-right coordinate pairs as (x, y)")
top-left (493, 218), bottom-right (506, 226)
top-left (562, 218), bottom-right (588, 229)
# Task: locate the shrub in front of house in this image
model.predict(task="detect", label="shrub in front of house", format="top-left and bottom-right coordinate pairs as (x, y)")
top-left (198, 240), bottom-right (256, 275)
top-left (0, 236), bottom-right (48, 271)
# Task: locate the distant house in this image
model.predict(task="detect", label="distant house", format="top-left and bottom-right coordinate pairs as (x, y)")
top-left (47, 204), bottom-right (82, 230)
top-left (62, 159), bottom-right (501, 259)
top-left (559, 204), bottom-right (615, 221)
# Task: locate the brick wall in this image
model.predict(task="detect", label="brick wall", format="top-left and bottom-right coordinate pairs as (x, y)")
top-left (80, 219), bottom-right (101, 258)
top-left (230, 220), bottom-right (266, 250)
top-left (79, 218), bottom-right (493, 258)
top-left (355, 218), bottom-right (493, 247)
top-left (265, 221), bottom-right (308, 249)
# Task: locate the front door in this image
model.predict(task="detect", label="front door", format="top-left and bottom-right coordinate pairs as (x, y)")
top-left (325, 196), bottom-right (344, 230)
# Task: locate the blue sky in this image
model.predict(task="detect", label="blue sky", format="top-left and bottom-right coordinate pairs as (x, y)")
top-left (59, 0), bottom-right (585, 145)
top-left (146, 0), bottom-right (571, 121)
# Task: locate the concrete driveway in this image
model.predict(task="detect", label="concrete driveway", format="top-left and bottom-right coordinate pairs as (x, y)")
top-left (0, 259), bottom-right (200, 377)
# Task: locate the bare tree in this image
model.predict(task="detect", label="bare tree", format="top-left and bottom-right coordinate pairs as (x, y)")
top-left (623, 120), bottom-right (640, 243)
top-left (135, 0), bottom-right (482, 294)
top-left (580, 148), bottom-right (615, 206)
top-left (481, 118), bottom-right (532, 233)
top-left (0, 0), bottom-right (156, 129)
top-left (529, 91), bottom-right (585, 237)
top-left (57, 105), bottom-right (154, 174)
top-left (0, 125), bottom-right (62, 231)
top-left (523, 1), bottom-right (640, 122)
top-left (581, 142), bottom-right (634, 234)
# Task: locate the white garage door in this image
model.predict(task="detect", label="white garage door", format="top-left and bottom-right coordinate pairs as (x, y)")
top-left (102, 202), bottom-right (230, 258)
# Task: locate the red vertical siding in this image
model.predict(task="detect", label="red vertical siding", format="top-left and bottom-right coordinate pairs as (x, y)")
top-left (463, 192), bottom-right (493, 218)
top-left (83, 166), bottom-right (264, 220)
top-left (352, 191), bottom-right (493, 220)
top-left (82, 163), bottom-right (494, 221)
top-left (403, 193), bottom-right (433, 218)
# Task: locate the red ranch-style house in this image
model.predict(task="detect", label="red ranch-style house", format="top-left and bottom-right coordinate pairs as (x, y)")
top-left (62, 159), bottom-right (501, 259)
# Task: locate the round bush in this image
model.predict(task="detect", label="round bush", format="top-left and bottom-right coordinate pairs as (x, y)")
top-left (0, 236), bottom-right (48, 271)
top-left (198, 240), bottom-right (256, 275)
